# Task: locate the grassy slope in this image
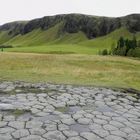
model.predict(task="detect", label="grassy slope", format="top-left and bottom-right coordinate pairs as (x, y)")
top-left (4, 27), bottom-right (140, 54)
top-left (0, 31), bottom-right (13, 45)
top-left (79, 28), bottom-right (138, 49)
top-left (5, 22), bottom-right (88, 47)
top-left (5, 23), bottom-right (63, 46)
top-left (52, 31), bottom-right (88, 44)
top-left (0, 52), bottom-right (140, 90)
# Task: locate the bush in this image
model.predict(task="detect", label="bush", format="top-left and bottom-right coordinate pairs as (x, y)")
top-left (110, 36), bottom-right (140, 58)
top-left (127, 49), bottom-right (134, 57)
top-left (101, 49), bottom-right (108, 55)
top-left (132, 47), bottom-right (140, 57)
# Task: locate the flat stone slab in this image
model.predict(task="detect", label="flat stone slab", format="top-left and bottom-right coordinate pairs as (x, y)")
top-left (0, 103), bottom-right (15, 110)
top-left (0, 81), bottom-right (139, 140)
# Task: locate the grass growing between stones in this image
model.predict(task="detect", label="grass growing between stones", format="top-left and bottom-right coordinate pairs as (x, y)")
top-left (0, 52), bottom-right (140, 90)
top-left (12, 109), bottom-right (30, 116)
top-left (56, 107), bottom-right (69, 113)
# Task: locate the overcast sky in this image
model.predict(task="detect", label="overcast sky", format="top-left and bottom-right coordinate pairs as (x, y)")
top-left (0, 0), bottom-right (139, 25)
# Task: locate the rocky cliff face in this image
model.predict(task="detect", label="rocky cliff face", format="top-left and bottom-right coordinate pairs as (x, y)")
top-left (0, 13), bottom-right (140, 39)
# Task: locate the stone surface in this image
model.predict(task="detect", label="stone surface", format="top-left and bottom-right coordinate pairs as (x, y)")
top-left (0, 81), bottom-right (139, 140)
top-left (26, 121), bottom-right (43, 128)
top-left (61, 118), bottom-right (76, 125)
top-left (29, 128), bottom-right (46, 135)
top-left (80, 132), bottom-right (101, 140)
top-left (105, 135), bottom-right (125, 140)
top-left (8, 121), bottom-right (25, 129)
top-left (92, 129), bottom-right (109, 137)
top-left (77, 118), bottom-right (91, 125)
top-left (63, 130), bottom-right (79, 137)
top-left (20, 135), bottom-right (45, 140)
top-left (43, 130), bottom-right (66, 140)
top-left (0, 134), bottom-right (13, 140)
top-left (12, 129), bottom-right (30, 139)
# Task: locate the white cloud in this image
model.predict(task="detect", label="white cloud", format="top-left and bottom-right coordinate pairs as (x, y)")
top-left (0, 0), bottom-right (140, 25)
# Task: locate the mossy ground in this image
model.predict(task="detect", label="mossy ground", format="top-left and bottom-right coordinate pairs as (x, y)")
top-left (10, 109), bottom-right (31, 116)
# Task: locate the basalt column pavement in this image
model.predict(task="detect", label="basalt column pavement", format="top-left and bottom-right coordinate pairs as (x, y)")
top-left (0, 82), bottom-right (140, 140)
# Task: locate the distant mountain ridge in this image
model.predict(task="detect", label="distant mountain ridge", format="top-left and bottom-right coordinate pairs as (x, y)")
top-left (0, 13), bottom-right (140, 39)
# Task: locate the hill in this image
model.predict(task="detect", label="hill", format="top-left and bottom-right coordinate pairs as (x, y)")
top-left (0, 13), bottom-right (140, 54)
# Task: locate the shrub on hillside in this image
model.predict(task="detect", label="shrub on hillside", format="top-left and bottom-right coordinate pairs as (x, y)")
top-left (110, 36), bottom-right (140, 58)
top-left (98, 49), bottom-right (108, 55)
top-left (127, 48), bottom-right (140, 57)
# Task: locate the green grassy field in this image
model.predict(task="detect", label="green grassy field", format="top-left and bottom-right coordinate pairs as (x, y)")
top-left (6, 44), bottom-right (99, 54)
top-left (0, 52), bottom-right (140, 90)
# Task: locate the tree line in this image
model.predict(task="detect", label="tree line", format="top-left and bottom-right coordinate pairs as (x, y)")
top-left (99, 36), bottom-right (140, 58)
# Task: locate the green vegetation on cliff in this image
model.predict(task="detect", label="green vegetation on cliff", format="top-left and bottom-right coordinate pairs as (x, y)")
top-left (0, 14), bottom-right (139, 55)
